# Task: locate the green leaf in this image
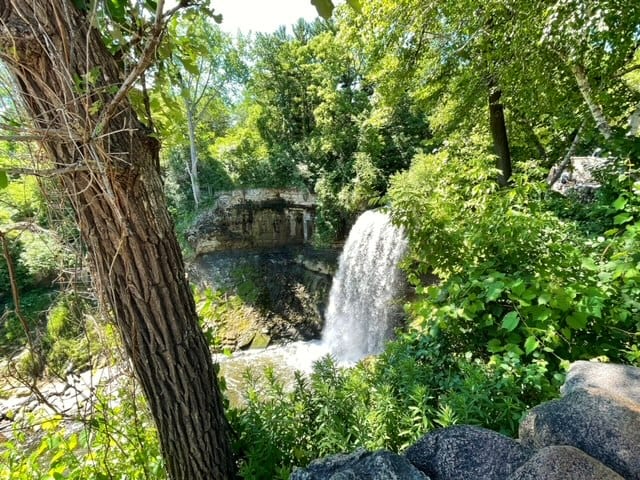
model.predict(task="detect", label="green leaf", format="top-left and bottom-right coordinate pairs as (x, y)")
top-left (487, 338), bottom-right (504, 353)
top-left (105, 0), bottom-right (126, 23)
top-left (501, 311), bottom-right (520, 332)
top-left (346, 0), bottom-right (362, 13)
top-left (509, 278), bottom-right (525, 297)
top-left (0, 170), bottom-right (7, 189)
top-left (485, 281), bottom-right (504, 301)
top-left (614, 212), bottom-right (633, 225)
top-left (524, 336), bottom-right (539, 354)
top-left (537, 292), bottom-right (551, 305)
top-left (550, 292), bottom-right (572, 312)
top-left (311, 0), bottom-right (334, 19)
top-left (613, 195), bottom-right (628, 210)
top-left (567, 312), bottom-right (587, 330)
top-left (505, 343), bottom-right (524, 356)
top-left (180, 56), bottom-right (200, 76)
top-left (581, 257), bottom-right (598, 271)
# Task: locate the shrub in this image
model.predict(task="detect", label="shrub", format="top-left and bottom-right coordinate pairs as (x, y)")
top-left (46, 294), bottom-right (84, 340)
top-left (388, 145), bottom-right (639, 370)
top-left (228, 334), bottom-right (558, 478)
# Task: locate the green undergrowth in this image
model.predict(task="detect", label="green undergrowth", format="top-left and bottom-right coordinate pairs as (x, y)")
top-left (388, 144), bottom-right (640, 371)
top-left (228, 337), bottom-right (558, 479)
top-left (2, 293), bottom-right (117, 382)
top-left (1, 382), bottom-right (165, 480)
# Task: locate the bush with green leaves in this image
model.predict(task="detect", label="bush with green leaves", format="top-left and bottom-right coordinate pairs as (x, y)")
top-left (46, 294), bottom-right (84, 340)
top-left (388, 142), bottom-right (639, 371)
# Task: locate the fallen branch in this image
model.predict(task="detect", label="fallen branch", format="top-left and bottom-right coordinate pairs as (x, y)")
top-left (547, 122), bottom-right (585, 186)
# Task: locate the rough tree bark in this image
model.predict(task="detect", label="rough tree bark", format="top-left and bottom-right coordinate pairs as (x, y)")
top-left (488, 85), bottom-right (512, 186)
top-left (0, 2), bottom-right (235, 479)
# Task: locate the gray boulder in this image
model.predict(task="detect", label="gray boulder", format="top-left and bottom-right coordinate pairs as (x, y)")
top-left (561, 360), bottom-right (640, 405)
top-left (290, 448), bottom-right (429, 480)
top-left (519, 389), bottom-right (640, 479)
top-left (404, 425), bottom-right (532, 480)
top-left (507, 445), bottom-right (625, 480)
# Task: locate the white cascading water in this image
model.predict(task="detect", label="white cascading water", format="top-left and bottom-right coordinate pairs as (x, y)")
top-left (322, 210), bottom-right (408, 362)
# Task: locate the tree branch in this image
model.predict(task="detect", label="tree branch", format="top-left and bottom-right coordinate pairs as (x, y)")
top-left (570, 63), bottom-right (612, 139)
top-left (0, 229), bottom-right (35, 355)
top-left (616, 63), bottom-right (640, 78)
top-left (2, 162), bottom-right (88, 177)
top-left (92, 1), bottom-right (207, 137)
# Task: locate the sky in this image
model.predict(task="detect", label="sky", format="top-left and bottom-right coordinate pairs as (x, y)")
top-left (211, 0), bottom-right (321, 34)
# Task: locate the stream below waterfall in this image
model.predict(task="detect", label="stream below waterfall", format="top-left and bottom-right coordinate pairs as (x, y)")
top-left (214, 340), bottom-right (327, 406)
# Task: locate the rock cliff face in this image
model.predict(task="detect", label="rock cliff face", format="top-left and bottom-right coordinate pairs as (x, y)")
top-left (188, 188), bottom-right (316, 255)
top-left (190, 247), bottom-right (338, 348)
top-left (186, 189), bottom-right (339, 349)
top-left (548, 155), bottom-right (611, 199)
top-left (291, 361), bottom-right (640, 480)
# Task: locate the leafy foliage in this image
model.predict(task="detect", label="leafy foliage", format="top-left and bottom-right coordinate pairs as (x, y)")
top-left (1, 383), bottom-right (165, 480)
top-left (389, 142), bottom-right (640, 369)
top-left (229, 336), bottom-right (557, 478)
top-left (2, 0), bottom-right (640, 478)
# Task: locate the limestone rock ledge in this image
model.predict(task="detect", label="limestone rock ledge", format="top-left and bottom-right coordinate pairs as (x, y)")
top-left (292, 361), bottom-right (640, 480)
top-left (187, 188), bottom-right (316, 255)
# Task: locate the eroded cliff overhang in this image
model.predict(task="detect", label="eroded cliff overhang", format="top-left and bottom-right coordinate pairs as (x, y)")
top-left (188, 188), bottom-right (317, 255)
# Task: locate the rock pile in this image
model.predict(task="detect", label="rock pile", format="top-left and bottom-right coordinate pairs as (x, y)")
top-left (291, 361), bottom-right (640, 479)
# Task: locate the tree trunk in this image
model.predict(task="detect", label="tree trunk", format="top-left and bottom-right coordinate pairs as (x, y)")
top-left (0, 2), bottom-right (235, 479)
top-left (628, 102), bottom-right (640, 138)
top-left (571, 63), bottom-right (613, 140)
top-left (185, 99), bottom-right (201, 208)
top-left (488, 86), bottom-right (512, 186)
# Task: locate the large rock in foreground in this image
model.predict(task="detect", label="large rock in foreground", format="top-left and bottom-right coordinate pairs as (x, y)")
top-left (519, 389), bottom-right (640, 480)
top-left (290, 449), bottom-right (429, 480)
top-left (405, 425), bottom-right (532, 480)
top-left (507, 445), bottom-right (625, 480)
top-left (561, 360), bottom-right (640, 404)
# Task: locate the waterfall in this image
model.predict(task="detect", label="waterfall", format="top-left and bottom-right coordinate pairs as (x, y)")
top-left (322, 210), bottom-right (408, 362)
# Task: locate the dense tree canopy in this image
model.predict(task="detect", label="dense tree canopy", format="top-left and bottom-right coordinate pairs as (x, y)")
top-left (0, 0), bottom-right (639, 478)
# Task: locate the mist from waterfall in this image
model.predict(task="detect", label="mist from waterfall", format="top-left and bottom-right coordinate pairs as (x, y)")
top-left (322, 210), bottom-right (408, 362)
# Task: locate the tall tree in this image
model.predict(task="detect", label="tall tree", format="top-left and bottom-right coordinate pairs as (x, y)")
top-left (541, 0), bottom-right (640, 146)
top-left (0, 2), bottom-right (235, 479)
top-left (154, 14), bottom-right (244, 208)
